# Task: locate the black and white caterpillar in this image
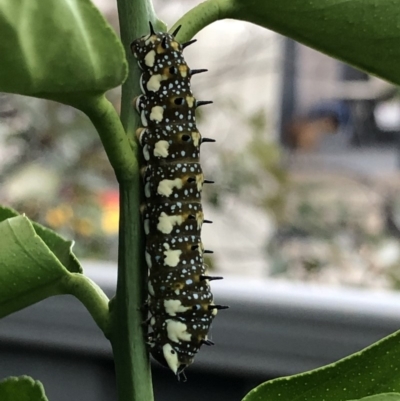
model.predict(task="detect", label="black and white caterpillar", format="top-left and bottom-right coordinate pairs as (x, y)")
top-left (130, 23), bottom-right (227, 377)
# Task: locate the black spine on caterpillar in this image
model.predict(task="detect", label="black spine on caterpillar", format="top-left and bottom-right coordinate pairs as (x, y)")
top-left (131, 24), bottom-right (226, 377)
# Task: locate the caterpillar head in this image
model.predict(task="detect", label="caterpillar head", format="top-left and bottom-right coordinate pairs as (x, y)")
top-left (150, 342), bottom-right (194, 376)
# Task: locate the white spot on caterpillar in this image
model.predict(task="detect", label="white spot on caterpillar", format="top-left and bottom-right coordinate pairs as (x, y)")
top-left (154, 140), bottom-right (169, 157)
top-left (143, 144), bottom-right (150, 161)
top-left (157, 212), bottom-right (183, 234)
top-left (135, 96), bottom-right (142, 112)
top-left (157, 178), bottom-right (183, 197)
top-left (144, 34), bottom-right (156, 45)
top-left (196, 174), bottom-right (204, 192)
top-left (144, 182), bottom-right (151, 198)
top-left (139, 74), bottom-right (145, 93)
top-left (147, 74), bottom-right (167, 92)
top-left (148, 280), bottom-right (155, 296)
top-left (150, 106), bottom-right (164, 122)
top-left (145, 251), bottom-right (152, 268)
top-left (186, 96), bottom-right (195, 107)
top-left (144, 50), bottom-right (156, 67)
top-left (210, 303), bottom-right (218, 316)
top-left (166, 319), bottom-right (192, 342)
top-left (163, 343), bottom-right (179, 374)
top-left (196, 212), bottom-right (204, 229)
top-left (179, 67), bottom-right (188, 77)
top-left (144, 219), bottom-right (150, 235)
top-left (163, 243), bottom-right (182, 267)
top-left (136, 128), bottom-right (146, 144)
top-left (164, 299), bottom-right (190, 316)
top-left (141, 110), bottom-right (148, 127)
top-left (192, 132), bottom-right (201, 147)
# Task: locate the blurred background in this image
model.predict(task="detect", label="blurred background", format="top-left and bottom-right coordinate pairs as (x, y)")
top-left (2, 0), bottom-right (400, 400)
top-left (3, 1), bottom-right (400, 289)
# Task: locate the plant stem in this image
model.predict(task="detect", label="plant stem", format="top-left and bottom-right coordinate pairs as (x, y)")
top-left (110, 0), bottom-right (163, 400)
top-left (110, 179), bottom-right (152, 401)
top-left (117, 0), bottom-right (159, 141)
top-left (170, 0), bottom-right (225, 43)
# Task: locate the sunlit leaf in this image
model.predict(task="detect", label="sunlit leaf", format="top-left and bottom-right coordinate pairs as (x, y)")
top-left (0, 376), bottom-right (48, 401)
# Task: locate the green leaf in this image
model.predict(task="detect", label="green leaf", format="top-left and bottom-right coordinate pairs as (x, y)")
top-left (0, 376), bottom-right (48, 401)
top-left (0, 205), bottom-right (81, 318)
top-left (349, 394), bottom-right (400, 401)
top-left (0, 206), bottom-right (110, 333)
top-left (242, 329), bottom-right (400, 401)
top-left (0, 0), bottom-right (127, 103)
top-left (173, 0), bottom-right (400, 86)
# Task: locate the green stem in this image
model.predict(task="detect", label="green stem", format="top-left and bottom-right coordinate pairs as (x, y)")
top-left (116, 0), bottom-right (164, 140)
top-left (64, 273), bottom-right (110, 337)
top-left (109, 179), bottom-right (153, 401)
top-left (170, 0), bottom-right (229, 43)
top-left (109, 1), bottom-right (164, 400)
top-left (75, 95), bottom-right (136, 182)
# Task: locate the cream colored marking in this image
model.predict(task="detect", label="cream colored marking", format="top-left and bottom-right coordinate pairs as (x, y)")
top-left (164, 299), bottom-right (190, 316)
top-left (192, 132), bottom-right (201, 147)
top-left (196, 211), bottom-right (204, 229)
top-left (140, 166), bottom-right (147, 178)
top-left (166, 319), bottom-right (192, 342)
top-left (150, 106), bottom-right (164, 122)
top-left (163, 344), bottom-right (179, 374)
top-left (139, 74), bottom-right (145, 93)
top-left (144, 34), bottom-right (156, 45)
top-left (186, 96), bottom-right (195, 108)
top-left (163, 243), bottom-right (182, 267)
top-left (150, 317), bottom-right (156, 326)
top-left (147, 74), bottom-right (167, 92)
top-left (144, 219), bottom-right (150, 235)
top-left (144, 182), bottom-right (151, 198)
top-left (143, 144), bottom-right (150, 161)
top-left (196, 174), bottom-right (204, 192)
top-left (145, 251), bottom-right (152, 268)
top-left (136, 127), bottom-right (145, 143)
top-left (144, 50), bottom-right (156, 67)
top-left (157, 212), bottom-right (183, 234)
top-left (154, 140), bottom-right (169, 158)
top-left (174, 289), bottom-right (180, 296)
top-left (208, 302), bottom-right (218, 316)
top-left (134, 96), bottom-right (141, 112)
top-left (157, 178), bottom-right (183, 197)
top-left (171, 41), bottom-right (179, 50)
top-left (148, 280), bottom-right (155, 296)
top-left (179, 65), bottom-right (188, 77)
top-left (141, 110), bottom-right (148, 127)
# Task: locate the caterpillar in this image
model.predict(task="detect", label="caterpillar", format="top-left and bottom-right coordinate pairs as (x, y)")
top-left (130, 23), bottom-right (227, 379)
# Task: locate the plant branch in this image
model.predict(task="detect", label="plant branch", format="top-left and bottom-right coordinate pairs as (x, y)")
top-left (75, 95), bottom-right (136, 182)
top-left (63, 273), bottom-right (111, 337)
top-left (170, 0), bottom-right (228, 43)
